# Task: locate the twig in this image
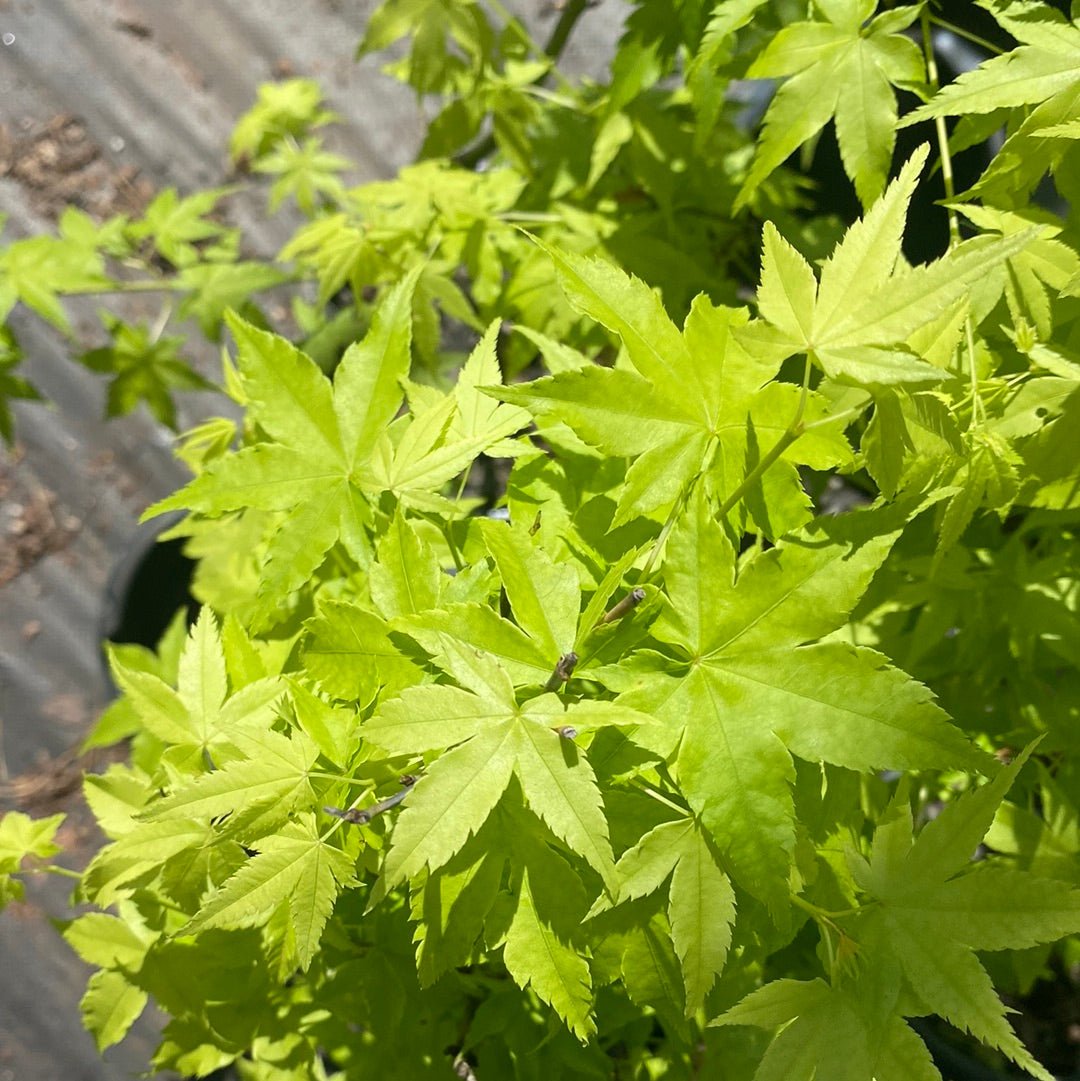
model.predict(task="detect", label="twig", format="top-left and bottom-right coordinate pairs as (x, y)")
top-left (596, 587), bottom-right (645, 627)
top-left (324, 774), bottom-right (418, 825)
top-left (543, 651), bottom-right (578, 693)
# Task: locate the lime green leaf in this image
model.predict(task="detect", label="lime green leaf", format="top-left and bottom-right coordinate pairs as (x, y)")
top-left (668, 826), bottom-right (736, 1014)
top-left (533, 237), bottom-right (694, 391)
top-left (79, 316), bottom-right (213, 429)
top-left (851, 746), bottom-right (1080, 1080)
top-left (412, 829), bottom-right (505, 986)
top-left (0, 811), bottom-right (65, 872)
top-left (177, 262), bottom-right (290, 339)
top-left (255, 136), bottom-right (349, 214)
top-left (80, 968), bottom-right (148, 1052)
top-left (738, 4), bottom-right (924, 207)
top-left (230, 78), bottom-right (336, 162)
top-left (619, 494), bottom-right (986, 908)
top-left (751, 147), bottom-right (1036, 388)
top-left (0, 233), bottom-right (109, 330)
top-left (82, 820), bottom-right (211, 906)
top-left (302, 601), bottom-right (423, 706)
top-left (503, 862), bottom-right (595, 1041)
top-left (453, 319), bottom-right (531, 450)
top-left (395, 603), bottom-right (553, 690)
top-left (184, 816), bottom-right (354, 970)
top-left (369, 508), bottom-right (443, 619)
top-left (334, 265), bottom-right (422, 468)
top-left (227, 311), bottom-right (343, 462)
top-left (142, 727), bottom-right (319, 833)
top-left (128, 187), bottom-right (236, 268)
top-left (480, 519), bottom-right (580, 659)
top-left (380, 726), bottom-right (517, 888)
top-left (63, 912), bottom-right (155, 971)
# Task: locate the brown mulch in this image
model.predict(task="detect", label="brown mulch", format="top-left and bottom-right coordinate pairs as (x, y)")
top-left (0, 113), bottom-right (154, 222)
top-left (0, 451), bottom-right (81, 588)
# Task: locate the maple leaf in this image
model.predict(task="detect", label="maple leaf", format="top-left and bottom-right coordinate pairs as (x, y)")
top-left (141, 726), bottom-right (321, 843)
top-left (182, 814), bottom-right (356, 971)
top-left (612, 493), bottom-right (989, 911)
top-left (713, 977), bottom-right (940, 1081)
top-left (847, 748), bottom-right (1080, 1081)
top-left (495, 243), bottom-right (850, 537)
top-left (127, 187), bottom-right (237, 268)
top-left (899, 0), bottom-right (1080, 205)
top-left (749, 146), bottom-right (1035, 390)
top-left (105, 607), bottom-right (284, 758)
top-left (502, 824), bottom-right (597, 1041)
top-left (79, 314), bottom-right (215, 429)
top-left (0, 231), bottom-right (109, 331)
top-left (362, 652), bottom-right (652, 891)
top-left (589, 816), bottom-right (736, 1016)
top-left (146, 300), bottom-right (528, 627)
top-left (736, 0), bottom-right (925, 208)
top-left (394, 518), bottom-right (625, 689)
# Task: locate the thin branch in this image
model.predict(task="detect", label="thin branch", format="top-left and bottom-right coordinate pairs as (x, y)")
top-left (920, 8), bottom-right (961, 251)
top-left (596, 587), bottom-right (646, 627)
top-left (716, 355), bottom-right (813, 520)
top-left (543, 651), bottom-right (579, 692)
top-left (324, 774), bottom-right (419, 825)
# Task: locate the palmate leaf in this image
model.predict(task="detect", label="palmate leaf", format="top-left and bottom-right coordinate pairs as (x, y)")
top-left (615, 493), bottom-right (989, 911)
top-left (302, 600), bottom-right (424, 706)
top-left (728, 751), bottom-right (1080, 1080)
top-left (735, 0), bottom-right (924, 208)
top-left (494, 246), bottom-right (849, 536)
top-left (590, 817), bottom-right (736, 1015)
top-left (713, 978), bottom-right (940, 1081)
top-left (148, 280), bottom-right (527, 626)
top-left (752, 146), bottom-right (1038, 393)
top-left (141, 727), bottom-right (320, 841)
top-left (182, 815), bottom-right (355, 970)
top-left (106, 607), bottom-right (283, 755)
top-left (395, 521), bottom-right (624, 689)
top-left (143, 270), bottom-right (424, 626)
top-left (899, 1), bottom-right (1080, 204)
top-left (848, 748), bottom-right (1080, 1081)
top-left (363, 660), bottom-right (653, 891)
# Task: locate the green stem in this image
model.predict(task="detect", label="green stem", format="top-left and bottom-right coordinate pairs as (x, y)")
top-left (640, 474), bottom-right (698, 582)
top-left (716, 355), bottom-right (813, 520)
top-left (633, 781), bottom-right (689, 817)
top-left (24, 865), bottom-right (83, 881)
top-left (920, 8), bottom-right (961, 251)
top-left (965, 316), bottom-right (983, 428)
top-left (790, 895), bottom-right (865, 922)
top-left (89, 279), bottom-right (183, 295)
top-left (927, 14), bottom-right (1004, 57)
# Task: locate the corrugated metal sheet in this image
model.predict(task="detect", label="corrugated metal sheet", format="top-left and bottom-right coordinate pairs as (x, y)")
top-left (0, 3), bottom-right (624, 1077)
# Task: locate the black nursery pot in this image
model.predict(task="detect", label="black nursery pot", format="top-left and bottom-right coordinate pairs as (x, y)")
top-left (99, 514), bottom-right (198, 661)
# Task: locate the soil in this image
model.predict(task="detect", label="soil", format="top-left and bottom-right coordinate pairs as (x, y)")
top-left (0, 448), bottom-right (81, 588)
top-left (0, 113), bottom-right (154, 222)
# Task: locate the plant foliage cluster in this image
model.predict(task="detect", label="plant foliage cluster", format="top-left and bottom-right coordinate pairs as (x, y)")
top-left (3, 1), bottom-right (1080, 1078)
